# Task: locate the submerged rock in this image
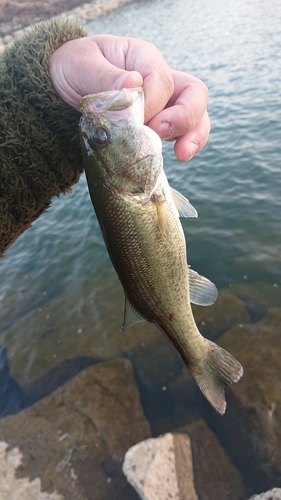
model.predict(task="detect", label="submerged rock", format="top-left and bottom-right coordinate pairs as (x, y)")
top-left (2, 274), bottom-right (255, 388)
top-left (3, 278), bottom-right (278, 441)
top-left (193, 281), bottom-right (281, 341)
top-left (192, 287), bottom-right (250, 341)
top-left (209, 307), bottom-right (281, 492)
top-left (2, 270), bottom-right (161, 386)
top-left (0, 358), bottom-right (150, 500)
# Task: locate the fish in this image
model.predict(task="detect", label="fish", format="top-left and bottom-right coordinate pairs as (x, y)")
top-left (79, 87), bottom-right (243, 415)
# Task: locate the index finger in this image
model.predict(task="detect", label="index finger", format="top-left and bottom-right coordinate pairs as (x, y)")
top-left (126, 38), bottom-right (175, 122)
top-left (147, 70), bottom-right (209, 140)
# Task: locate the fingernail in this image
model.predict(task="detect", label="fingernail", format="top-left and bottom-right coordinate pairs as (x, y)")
top-left (113, 74), bottom-right (129, 90)
top-left (159, 121), bottom-right (174, 140)
top-left (188, 141), bottom-right (199, 160)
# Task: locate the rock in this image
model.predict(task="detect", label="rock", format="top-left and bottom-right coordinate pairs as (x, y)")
top-left (247, 489), bottom-right (281, 500)
top-left (123, 333), bottom-right (191, 435)
top-left (0, 441), bottom-right (63, 500)
top-left (2, 271), bottom-right (160, 386)
top-left (0, 346), bottom-right (27, 418)
top-left (0, 0), bottom-right (134, 40)
top-left (208, 307), bottom-right (281, 492)
top-left (56, 0), bottom-right (135, 25)
top-left (123, 432), bottom-right (198, 500)
top-left (227, 282), bottom-right (281, 310)
top-left (2, 276), bottom-right (256, 419)
top-left (192, 287), bottom-right (250, 341)
top-left (0, 358), bottom-right (150, 500)
top-left (123, 419), bottom-right (245, 500)
top-left (2, 268), bottom-right (275, 441)
top-left (3, 273), bottom-right (277, 439)
top-left (193, 281), bottom-right (281, 340)
top-left (2, 274), bottom-right (253, 387)
top-left (176, 419), bottom-right (246, 500)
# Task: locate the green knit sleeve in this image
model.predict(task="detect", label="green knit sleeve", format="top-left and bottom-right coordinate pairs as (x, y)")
top-left (0, 19), bottom-right (88, 256)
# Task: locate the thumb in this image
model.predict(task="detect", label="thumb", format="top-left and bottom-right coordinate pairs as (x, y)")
top-left (50, 39), bottom-right (143, 111)
top-left (76, 62), bottom-right (144, 108)
top-left (77, 62), bottom-right (143, 103)
top-left (111, 71), bottom-right (143, 91)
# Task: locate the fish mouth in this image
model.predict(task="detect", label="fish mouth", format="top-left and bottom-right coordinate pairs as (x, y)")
top-left (80, 87), bottom-right (144, 124)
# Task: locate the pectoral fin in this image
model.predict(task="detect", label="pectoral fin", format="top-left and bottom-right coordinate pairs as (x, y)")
top-left (170, 187), bottom-right (198, 218)
top-left (151, 189), bottom-right (171, 239)
top-left (188, 268), bottom-right (218, 306)
top-left (122, 296), bottom-right (146, 332)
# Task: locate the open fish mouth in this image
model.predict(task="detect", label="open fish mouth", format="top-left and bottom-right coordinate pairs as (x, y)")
top-left (80, 87), bottom-right (144, 124)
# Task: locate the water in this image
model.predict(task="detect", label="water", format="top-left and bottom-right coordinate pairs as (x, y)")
top-left (0, 0), bottom-right (281, 492)
top-left (84, 0), bottom-right (281, 286)
top-left (2, 0), bottom-right (280, 292)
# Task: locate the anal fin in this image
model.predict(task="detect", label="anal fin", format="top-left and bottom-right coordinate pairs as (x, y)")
top-left (122, 296), bottom-right (146, 332)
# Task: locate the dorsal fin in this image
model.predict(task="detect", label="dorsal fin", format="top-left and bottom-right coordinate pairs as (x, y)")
top-left (170, 187), bottom-right (198, 218)
top-left (188, 268), bottom-right (218, 306)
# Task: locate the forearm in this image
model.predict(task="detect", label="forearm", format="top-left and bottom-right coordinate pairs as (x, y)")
top-left (0, 19), bottom-right (87, 256)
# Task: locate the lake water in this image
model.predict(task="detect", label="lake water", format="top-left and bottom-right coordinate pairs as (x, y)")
top-left (2, 0), bottom-right (280, 293)
top-left (85, 0), bottom-right (281, 287)
top-left (0, 0), bottom-right (280, 493)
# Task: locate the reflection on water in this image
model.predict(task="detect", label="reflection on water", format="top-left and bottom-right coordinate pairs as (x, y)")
top-left (0, 0), bottom-right (281, 496)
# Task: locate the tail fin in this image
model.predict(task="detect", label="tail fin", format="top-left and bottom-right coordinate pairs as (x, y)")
top-left (190, 340), bottom-right (243, 415)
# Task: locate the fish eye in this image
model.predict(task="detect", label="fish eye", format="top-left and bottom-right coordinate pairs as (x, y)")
top-left (92, 126), bottom-right (110, 145)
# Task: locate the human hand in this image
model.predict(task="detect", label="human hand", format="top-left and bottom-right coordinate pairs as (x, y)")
top-left (49, 35), bottom-right (210, 161)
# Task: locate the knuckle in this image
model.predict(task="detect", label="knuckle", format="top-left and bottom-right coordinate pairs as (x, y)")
top-left (162, 73), bottom-right (174, 98)
top-left (184, 104), bottom-right (199, 132)
top-left (197, 78), bottom-right (209, 105)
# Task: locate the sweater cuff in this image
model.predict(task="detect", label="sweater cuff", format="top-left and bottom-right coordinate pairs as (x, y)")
top-left (3, 19), bottom-right (88, 185)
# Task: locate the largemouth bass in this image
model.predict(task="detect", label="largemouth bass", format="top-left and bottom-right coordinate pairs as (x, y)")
top-left (79, 87), bottom-right (243, 414)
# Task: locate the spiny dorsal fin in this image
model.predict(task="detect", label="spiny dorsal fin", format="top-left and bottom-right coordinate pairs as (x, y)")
top-left (122, 296), bottom-right (146, 332)
top-left (170, 187), bottom-right (198, 218)
top-left (188, 268), bottom-right (218, 306)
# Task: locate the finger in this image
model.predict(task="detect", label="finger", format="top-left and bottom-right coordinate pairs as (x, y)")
top-left (148, 70), bottom-right (209, 140)
top-left (173, 110), bottom-right (211, 162)
top-left (78, 35), bottom-right (174, 121)
top-left (125, 38), bottom-right (174, 122)
top-left (50, 36), bottom-right (143, 110)
top-left (142, 72), bottom-right (174, 123)
top-left (50, 35), bottom-right (175, 116)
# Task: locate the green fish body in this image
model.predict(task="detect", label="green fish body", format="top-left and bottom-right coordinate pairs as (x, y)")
top-left (79, 87), bottom-right (243, 414)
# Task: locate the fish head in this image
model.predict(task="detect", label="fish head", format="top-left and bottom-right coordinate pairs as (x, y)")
top-left (79, 87), bottom-right (163, 195)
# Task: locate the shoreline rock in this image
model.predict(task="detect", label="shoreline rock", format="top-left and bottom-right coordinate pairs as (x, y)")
top-left (247, 489), bottom-right (281, 500)
top-left (0, 0), bottom-right (135, 51)
top-left (0, 441), bottom-right (63, 500)
top-left (0, 358), bottom-right (150, 499)
top-left (123, 419), bottom-right (246, 500)
top-left (123, 433), bottom-right (198, 500)
top-left (207, 307), bottom-right (281, 492)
